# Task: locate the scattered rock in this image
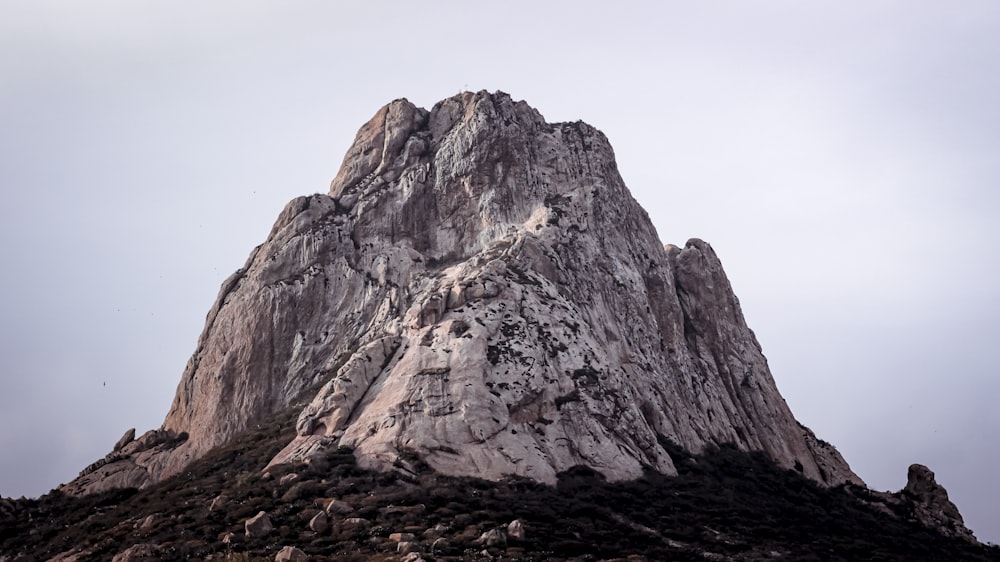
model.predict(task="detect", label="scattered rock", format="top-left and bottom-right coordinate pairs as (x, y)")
top-left (279, 473), bottom-right (300, 486)
top-left (389, 532), bottom-right (415, 542)
top-left (208, 494), bottom-right (227, 512)
top-left (219, 531), bottom-right (241, 544)
top-left (380, 504), bottom-right (426, 516)
top-left (507, 519), bottom-right (526, 540)
top-left (110, 543), bottom-right (159, 562)
top-left (308, 511), bottom-right (328, 533)
top-left (274, 546), bottom-right (308, 562)
top-left (324, 499), bottom-right (355, 516)
top-left (423, 523), bottom-right (448, 539)
top-left (397, 541), bottom-right (417, 553)
top-left (138, 513), bottom-right (157, 531)
top-left (430, 537), bottom-right (448, 554)
top-left (342, 517), bottom-right (370, 527)
top-left (476, 527), bottom-right (507, 548)
top-left (48, 549), bottom-right (87, 561)
top-left (400, 553), bottom-right (425, 562)
top-left (281, 482), bottom-right (309, 502)
top-left (245, 511), bottom-right (274, 538)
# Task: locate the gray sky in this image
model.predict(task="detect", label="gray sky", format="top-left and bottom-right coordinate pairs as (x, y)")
top-left (2, 0), bottom-right (998, 544)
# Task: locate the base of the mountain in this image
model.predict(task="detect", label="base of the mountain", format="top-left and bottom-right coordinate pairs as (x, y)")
top-left (2, 407), bottom-right (996, 562)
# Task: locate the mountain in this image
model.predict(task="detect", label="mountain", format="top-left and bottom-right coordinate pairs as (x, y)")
top-left (65, 91), bottom-right (856, 494)
top-left (9, 91), bottom-right (984, 560)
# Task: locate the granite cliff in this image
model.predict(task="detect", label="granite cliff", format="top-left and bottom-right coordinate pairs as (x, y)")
top-left (68, 91), bottom-right (858, 495)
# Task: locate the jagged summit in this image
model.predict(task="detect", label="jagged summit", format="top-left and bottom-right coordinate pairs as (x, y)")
top-left (65, 91), bottom-right (861, 496)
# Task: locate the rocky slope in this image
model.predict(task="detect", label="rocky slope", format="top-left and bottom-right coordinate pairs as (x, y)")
top-left (67, 91), bottom-right (860, 496)
top-left (5, 418), bottom-right (995, 561)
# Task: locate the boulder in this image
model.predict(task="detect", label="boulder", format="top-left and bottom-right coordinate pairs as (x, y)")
top-left (308, 511), bottom-right (328, 533)
top-left (423, 523), bottom-right (448, 539)
top-left (219, 531), bottom-right (241, 544)
top-left (476, 527), bottom-right (507, 548)
top-left (280, 482), bottom-right (309, 502)
top-left (113, 428), bottom-right (135, 452)
top-left (138, 513), bottom-right (157, 531)
top-left (245, 511), bottom-right (274, 538)
top-left (507, 519), bottom-right (526, 540)
top-left (324, 499), bottom-right (355, 516)
top-left (208, 494), bottom-right (227, 512)
top-left (274, 546), bottom-right (308, 562)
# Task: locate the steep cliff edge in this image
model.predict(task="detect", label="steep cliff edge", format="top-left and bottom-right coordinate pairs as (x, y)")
top-left (63, 91), bottom-right (860, 495)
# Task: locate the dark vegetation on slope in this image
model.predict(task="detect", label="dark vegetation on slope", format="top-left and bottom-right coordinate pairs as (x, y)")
top-left (2, 407), bottom-right (997, 562)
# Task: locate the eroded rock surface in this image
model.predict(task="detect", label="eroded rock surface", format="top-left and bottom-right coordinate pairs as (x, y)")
top-left (65, 91), bottom-right (860, 494)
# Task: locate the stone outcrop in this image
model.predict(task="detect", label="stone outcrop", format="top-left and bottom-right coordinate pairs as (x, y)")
top-left (843, 462), bottom-right (977, 541)
top-left (64, 91), bottom-right (861, 494)
top-left (63, 455), bottom-right (148, 495)
top-left (61, 428), bottom-right (187, 495)
top-left (901, 464), bottom-right (974, 541)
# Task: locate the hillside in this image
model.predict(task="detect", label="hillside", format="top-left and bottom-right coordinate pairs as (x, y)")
top-left (3, 403), bottom-right (998, 561)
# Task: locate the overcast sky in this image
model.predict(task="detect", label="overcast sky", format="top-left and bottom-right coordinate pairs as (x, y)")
top-left (2, 0), bottom-right (998, 544)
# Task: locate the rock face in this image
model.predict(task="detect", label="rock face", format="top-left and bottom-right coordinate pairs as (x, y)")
top-left (63, 91), bottom-right (860, 494)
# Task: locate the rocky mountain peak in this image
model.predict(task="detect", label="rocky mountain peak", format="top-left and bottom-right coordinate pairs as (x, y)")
top-left (327, 90), bottom-right (627, 267)
top-left (64, 90), bottom-right (862, 496)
